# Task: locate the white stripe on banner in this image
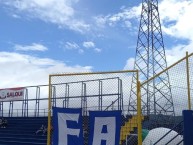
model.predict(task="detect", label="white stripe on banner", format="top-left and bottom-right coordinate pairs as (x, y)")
top-left (58, 113), bottom-right (80, 145)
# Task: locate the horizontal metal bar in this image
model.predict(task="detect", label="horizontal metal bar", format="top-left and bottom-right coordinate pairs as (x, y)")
top-left (0, 77), bottom-right (122, 89)
top-left (50, 70), bottom-right (138, 77)
top-left (0, 93), bottom-right (122, 103)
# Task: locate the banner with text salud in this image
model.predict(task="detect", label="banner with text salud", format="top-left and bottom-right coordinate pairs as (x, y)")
top-left (53, 107), bottom-right (83, 145)
top-left (0, 87), bottom-right (25, 101)
top-left (88, 110), bottom-right (122, 145)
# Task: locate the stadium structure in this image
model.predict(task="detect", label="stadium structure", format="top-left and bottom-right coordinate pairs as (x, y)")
top-left (0, 0), bottom-right (192, 145)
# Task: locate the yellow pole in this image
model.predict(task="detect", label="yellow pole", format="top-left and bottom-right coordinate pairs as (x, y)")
top-left (47, 75), bottom-right (52, 145)
top-left (137, 71), bottom-right (142, 145)
top-left (186, 52), bottom-right (191, 110)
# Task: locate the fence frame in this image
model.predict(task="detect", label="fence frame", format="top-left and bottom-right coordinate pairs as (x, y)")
top-left (140, 52), bottom-right (193, 145)
top-left (141, 52), bottom-right (193, 114)
top-left (47, 70), bottom-right (142, 145)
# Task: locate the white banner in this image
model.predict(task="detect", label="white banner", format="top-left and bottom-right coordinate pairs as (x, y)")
top-left (0, 87), bottom-right (25, 101)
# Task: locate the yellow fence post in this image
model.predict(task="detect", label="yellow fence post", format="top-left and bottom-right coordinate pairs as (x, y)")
top-left (186, 51), bottom-right (191, 110)
top-left (47, 75), bottom-right (52, 145)
top-left (137, 70), bottom-right (142, 145)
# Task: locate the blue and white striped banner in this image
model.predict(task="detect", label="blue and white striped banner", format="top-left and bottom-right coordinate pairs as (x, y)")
top-left (88, 110), bottom-right (122, 145)
top-left (53, 107), bottom-right (83, 145)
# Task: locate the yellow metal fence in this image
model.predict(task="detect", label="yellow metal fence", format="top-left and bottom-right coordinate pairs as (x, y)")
top-left (47, 70), bottom-right (142, 145)
top-left (140, 52), bottom-right (193, 144)
top-left (46, 52), bottom-right (193, 145)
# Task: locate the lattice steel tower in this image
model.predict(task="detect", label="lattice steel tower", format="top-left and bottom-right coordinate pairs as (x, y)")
top-left (128, 0), bottom-right (175, 118)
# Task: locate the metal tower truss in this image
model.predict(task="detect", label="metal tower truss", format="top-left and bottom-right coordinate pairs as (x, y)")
top-left (129, 0), bottom-right (175, 118)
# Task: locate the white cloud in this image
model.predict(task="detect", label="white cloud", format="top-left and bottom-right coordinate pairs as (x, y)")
top-left (159, 0), bottom-right (193, 40)
top-left (14, 43), bottom-right (48, 51)
top-left (64, 41), bottom-right (101, 54)
top-left (96, 0), bottom-right (193, 42)
top-left (165, 41), bottom-right (193, 66)
top-left (157, 0), bottom-right (193, 64)
top-left (95, 5), bottom-right (141, 28)
top-left (124, 21), bottom-right (132, 28)
top-left (82, 41), bottom-right (102, 53)
top-left (94, 48), bottom-right (102, 53)
top-left (12, 14), bottom-right (20, 19)
top-left (65, 42), bottom-right (79, 50)
top-left (94, 15), bottom-right (107, 28)
top-left (124, 58), bottom-right (135, 70)
top-left (78, 49), bottom-right (84, 54)
top-left (123, 0), bottom-right (193, 71)
top-left (103, 0), bottom-right (193, 40)
top-left (0, 52), bottom-right (92, 88)
top-left (83, 41), bottom-right (95, 48)
top-left (64, 42), bottom-right (85, 54)
top-left (123, 43), bottom-right (191, 73)
top-left (1, 0), bottom-right (90, 33)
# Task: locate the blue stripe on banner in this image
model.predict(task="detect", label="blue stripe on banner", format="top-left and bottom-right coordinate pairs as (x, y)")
top-left (53, 107), bottom-right (83, 145)
top-left (88, 110), bottom-right (122, 145)
top-left (183, 110), bottom-right (193, 145)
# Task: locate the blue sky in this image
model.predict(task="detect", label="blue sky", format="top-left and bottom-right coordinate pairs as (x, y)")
top-left (0, 0), bottom-right (192, 87)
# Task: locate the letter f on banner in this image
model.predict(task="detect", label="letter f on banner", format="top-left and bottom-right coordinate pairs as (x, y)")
top-left (53, 107), bottom-right (83, 145)
top-left (88, 111), bottom-right (121, 145)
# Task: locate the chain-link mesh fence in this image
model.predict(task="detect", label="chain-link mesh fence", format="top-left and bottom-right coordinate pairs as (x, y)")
top-left (0, 85), bottom-right (49, 144)
top-left (0, 85), bottom-right (49, 117)
top-left (47, 70), bottom-right (141, 145)
top-left (139, 52), bottom-right (193, 144)
top-left (0, 53), bottom-right (191, 144)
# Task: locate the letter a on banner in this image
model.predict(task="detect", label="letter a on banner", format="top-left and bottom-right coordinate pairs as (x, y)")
top-left (53, 107), bottom-right (83, 145)
top-left (88, 111), bottom-right (122, 145)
